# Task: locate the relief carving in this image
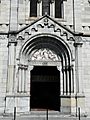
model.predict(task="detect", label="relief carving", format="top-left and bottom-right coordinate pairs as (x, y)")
top-left (31, 48), bottom-right (60, 61)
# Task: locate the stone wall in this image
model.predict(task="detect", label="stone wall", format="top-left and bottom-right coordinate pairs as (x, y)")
top-left (0, 0), bottom-right (90, 115)
top-left (0, 35), bottom-right (8, 113)
top-left (82, 39), bottom-right (90, 115)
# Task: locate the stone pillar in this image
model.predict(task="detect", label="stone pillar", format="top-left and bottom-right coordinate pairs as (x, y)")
top-left (18, 68), bottom-right (22, 92)
top-left (63, 66), bottom-right (66, 95)
top-left (28, 66), bottom-right (33, 110)
top-left (18, 64), bottom-right (28, 93)
top-left (37, 0), bottom-right (42, 17)
top-left (60, 68), bottom-right (63, 95)
top-left (7, 34), bottom-right (17, 93)
top-left (74, 0), bottom-right (82, 32)
top-left (74, 36), bottom-right (85, 114)
top-left (22, 69), bottom-right (25, 92)
top-left (67, 66), bottom-right (70, 95)
top-left (74, 36), bottom-right (83, 93)
top-left (57, 66), bottom-right (63, 95)
top-left (9, 0), bottom-right (18, 31)
top-left (50, 0), bottom-right (55, 17)
top-left (70, 65), bottom-right (74, 93)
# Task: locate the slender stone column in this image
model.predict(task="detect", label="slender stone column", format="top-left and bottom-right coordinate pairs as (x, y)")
top-left (67, 66), bottom-right (70, 95)
top-left (7, 0), bottom-right (18, 93)
top-left (9, 0), bottom-right (18, 31)
top-left (74, 37), bottom-right (83, 93)
top-left (74, 0), bottom-right (82, 31)
top-left (57, 66), bottom-right (63, 95)
top-left (18, 64), bottom-right (28, 92)
top-left (24, 69), bottom-right (26, 92)
top-left (22, 69), bottom-right (25, 92)
top-left (50, 0), bottom-right (55, 17)
top-left (60, 69), bottom-right (63, 95)
top-left (70, 66), bottom-right (74, 93)
top-left (37, 0), bottom-right (42, 16)
top-left (28, 66), bottom-right (33, 110)
top-left (18, 68), bottom-right (22, 92)
top-left (7, 35), bottom-right (17, 93)
top-left (63, 66), bottom-right (66, 95)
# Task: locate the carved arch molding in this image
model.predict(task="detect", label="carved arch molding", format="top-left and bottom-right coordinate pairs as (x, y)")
top-left (18, 35), bottom-right (74, 94)
top-left (20, 35), bottom-right (72, 66)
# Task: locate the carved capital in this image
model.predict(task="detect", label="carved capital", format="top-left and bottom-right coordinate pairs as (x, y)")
top-left (74, 36), bottom-right (83, 47)
top-left (18, 64), bottom-right (28, 70)
top-left (7, 41), bottom-right (17, 47)
top-left (74, 42), bottom-right (83, 47)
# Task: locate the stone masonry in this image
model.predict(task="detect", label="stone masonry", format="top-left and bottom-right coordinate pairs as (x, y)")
top-left (0, 0), bottom-right (90, 117)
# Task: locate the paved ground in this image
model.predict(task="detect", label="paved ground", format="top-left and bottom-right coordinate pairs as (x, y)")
top-left (0, 111), bottom-right (89, 120)
top-left (0, 114), bottom-right (89, 120)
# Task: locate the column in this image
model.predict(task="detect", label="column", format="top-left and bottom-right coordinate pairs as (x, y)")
top-left (63, 66), bottom-right (66, 95)
top-left (37, 0), bottom-right (42, 17)
top-left (24, 69), bottom-right (27, 92)
top-left (7, 35), bottom-right (17, 93)
top-left (65, 66), bottom-right (68, 95)
top-left (29, 0), bottom-right (31, 17)
top-left (9, 0), bottom-right (18, 31)
top-left (67, 66), bottom-right (70, 95)
top-left (25, 0), bottom-right (30, 19)
top-left (28, 66), bottom-right (33, 110)
top-left (60, 68), bottom-right (63, 95)
top-left (18, 64), bottom-right (28, 93)
top-left (57, 66), bottom-right (63, 95)
top-left (50, 0), bottom-right (55, 17)
top-left (71, 65), bottom-right (74, 93)
top-left (74, 37), bottom-right (83, 93)
top-left (74, 0), bottom-right (82, 31)
top-left (18, 68), bottom-right (22, 92)
top-left (22, 69), bottom-right (25, 92)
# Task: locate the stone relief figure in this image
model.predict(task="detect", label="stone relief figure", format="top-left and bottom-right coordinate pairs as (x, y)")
top-left (31, 48), bottom-right (60, 61)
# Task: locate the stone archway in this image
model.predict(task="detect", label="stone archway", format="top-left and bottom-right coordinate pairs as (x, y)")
top-left (30, 66), bottom-right (60, 111)
top-left (19, 35), bottom-right (74, 113)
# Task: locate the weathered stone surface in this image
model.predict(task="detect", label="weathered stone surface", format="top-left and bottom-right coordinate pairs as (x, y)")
top-left (0, 0), bottom-right (90, 117)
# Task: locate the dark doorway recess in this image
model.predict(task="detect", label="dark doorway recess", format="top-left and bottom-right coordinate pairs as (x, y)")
top-left (30, 66), bottom-right (60, 111)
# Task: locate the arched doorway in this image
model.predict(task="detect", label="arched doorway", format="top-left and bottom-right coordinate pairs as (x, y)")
top-left (19, 35), bottom-right (73, 113)
top-left (30, 66), bottom-right (60, 111)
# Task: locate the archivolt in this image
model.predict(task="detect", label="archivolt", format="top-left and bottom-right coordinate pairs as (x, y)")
top-left (19, 34), bottom-right (73, 94)
top-left (19, 34), bottom-right (72, 64)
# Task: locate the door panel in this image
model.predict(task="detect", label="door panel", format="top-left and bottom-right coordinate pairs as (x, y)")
top-left (30, 66), bottom-right (60, 111)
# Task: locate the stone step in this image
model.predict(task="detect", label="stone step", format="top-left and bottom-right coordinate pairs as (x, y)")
top-left (1, 114), bottom-right (88, 120)
top-left (1, 111), bottom-right (88, 120)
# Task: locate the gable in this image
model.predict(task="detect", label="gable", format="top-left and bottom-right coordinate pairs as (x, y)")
top-left (17, 15), bottom-right (74, 42)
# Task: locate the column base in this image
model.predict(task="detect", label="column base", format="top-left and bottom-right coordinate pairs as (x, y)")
top-left (60, 94), bottom-right (85, 115)
top-left (5, 94), bottom-right (30, 113)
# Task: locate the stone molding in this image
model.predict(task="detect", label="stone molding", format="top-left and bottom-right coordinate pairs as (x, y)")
top-left (17, 15), bottom-right (75, 42)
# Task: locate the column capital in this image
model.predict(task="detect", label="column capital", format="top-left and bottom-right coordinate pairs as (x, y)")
top-left (73, 42), bottom-right (83, 47)
top-left (18, 64), bottom-right (28, 70)
top-left (7, 41), bottom-right (17, 47)
top-left (74, 35), bottom-right (83, 47)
